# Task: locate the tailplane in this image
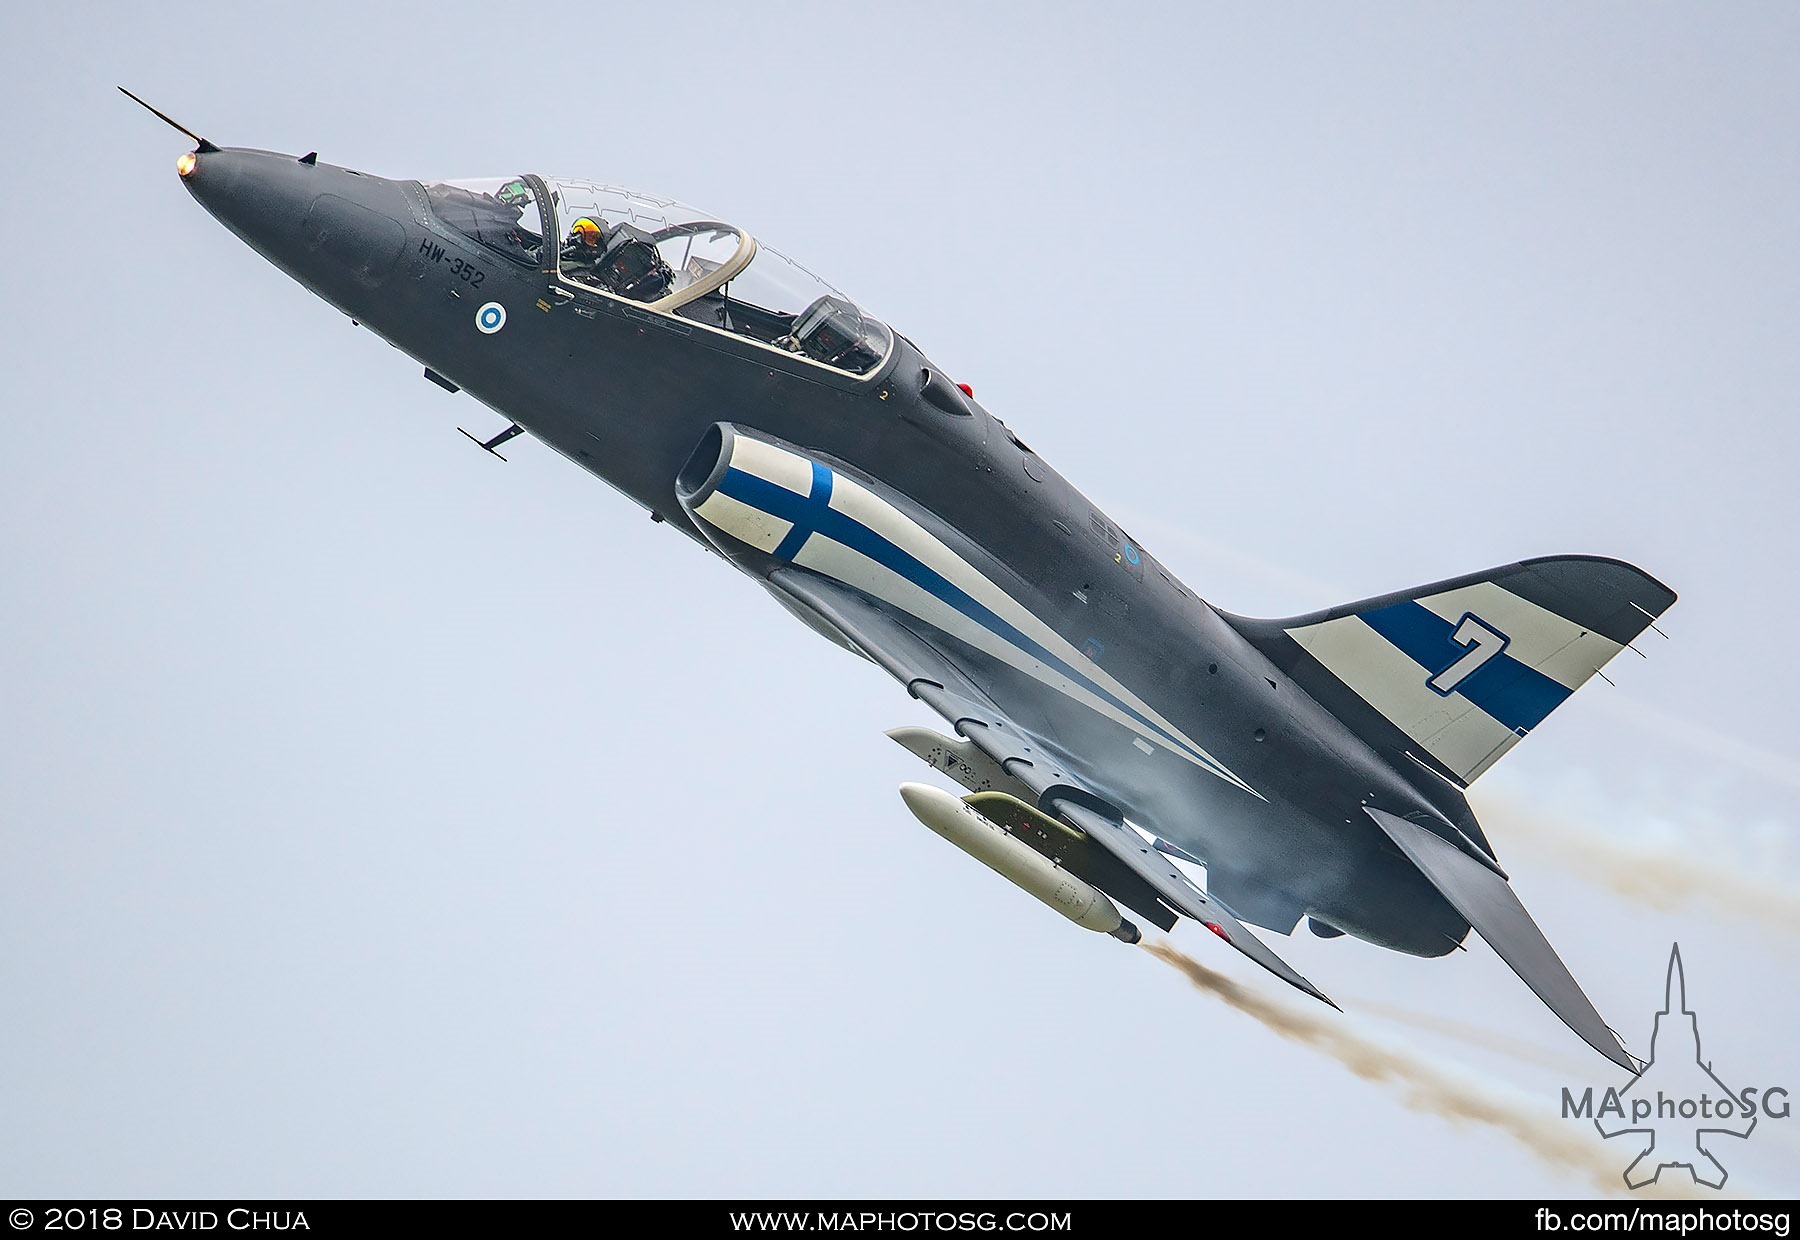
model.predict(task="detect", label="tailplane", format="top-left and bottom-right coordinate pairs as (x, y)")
top-left (1366, 806), bottom-right (1634, 1068)
top-left (1225, 555), bottom-right (1675, 788)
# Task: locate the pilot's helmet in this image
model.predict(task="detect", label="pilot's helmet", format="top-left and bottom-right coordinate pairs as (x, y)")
top-left (569, 217), bottom-right (604, 247)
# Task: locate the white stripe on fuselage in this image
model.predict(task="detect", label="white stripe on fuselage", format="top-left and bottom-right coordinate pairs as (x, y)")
top-left (823, 473), bottom-right (1251, 791)
top-left (707, 437), bottom-right (1259, 798)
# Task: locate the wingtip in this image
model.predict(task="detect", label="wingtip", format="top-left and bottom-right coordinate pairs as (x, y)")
top-left (1600, 1037), bottom-right (1637, 1073)
top-left (1288, 972), bottom-right (1339, 1011)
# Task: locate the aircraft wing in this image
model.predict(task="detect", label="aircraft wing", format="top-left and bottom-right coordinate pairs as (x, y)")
top-left (766, 565), bottom-right (1335, 1008)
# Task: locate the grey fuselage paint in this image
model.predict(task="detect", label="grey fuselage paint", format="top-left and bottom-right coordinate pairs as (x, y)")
top-left (180, 147), bottom-right (1469, 956)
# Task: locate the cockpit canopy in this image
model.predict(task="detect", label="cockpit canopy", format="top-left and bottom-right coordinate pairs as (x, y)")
top-left (421, 175), bottom-right (892, 376)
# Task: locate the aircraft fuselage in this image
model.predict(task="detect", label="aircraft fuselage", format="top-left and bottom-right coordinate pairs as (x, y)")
top-left (181, 147), bottom-right (1472, 956)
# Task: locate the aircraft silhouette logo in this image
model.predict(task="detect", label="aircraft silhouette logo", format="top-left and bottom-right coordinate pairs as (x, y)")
top-left (1590, 944), bottom-right (1755, 1189)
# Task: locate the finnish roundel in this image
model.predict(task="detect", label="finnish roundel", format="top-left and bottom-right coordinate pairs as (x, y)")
top-left (475, 301), bottom-right (506, 334)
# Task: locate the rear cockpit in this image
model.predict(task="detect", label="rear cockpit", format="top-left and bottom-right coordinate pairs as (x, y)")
top-left (421, 174), bottom-right (892, 376)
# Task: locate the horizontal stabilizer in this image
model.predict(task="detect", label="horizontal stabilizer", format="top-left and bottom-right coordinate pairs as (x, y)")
top-left (1365, 807), bottom-right (1631, 1069)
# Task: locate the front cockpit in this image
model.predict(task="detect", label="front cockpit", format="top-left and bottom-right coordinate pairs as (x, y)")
top-left (424, 176), bottom-right (546, 268)
top-left (422, 174), bottom-right (892, 376)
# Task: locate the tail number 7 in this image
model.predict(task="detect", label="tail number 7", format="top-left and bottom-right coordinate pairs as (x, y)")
top-left (1428, 613), bottom-right (1509, 696)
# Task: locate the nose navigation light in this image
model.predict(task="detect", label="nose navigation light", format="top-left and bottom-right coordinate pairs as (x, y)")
top-left (176, 150), bottom-right (198, 178)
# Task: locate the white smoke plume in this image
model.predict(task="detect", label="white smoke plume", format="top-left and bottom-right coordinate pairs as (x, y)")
top-left (1582, 691), bottom-right (1800, 794)
top-left (1479, 793), bottom-right (1800, 937)
top-left (1142, 941), bottom-right (1707, 1198)
top-left (1346, 997), bottom-right (1593, 1078)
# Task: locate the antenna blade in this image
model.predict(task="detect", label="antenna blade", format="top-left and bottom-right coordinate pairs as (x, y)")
top-left (117, 87), bottom-right (213, 150)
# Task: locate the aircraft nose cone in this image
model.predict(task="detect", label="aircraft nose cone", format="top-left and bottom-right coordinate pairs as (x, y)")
top-left (178, 147), bottom-right (412, 309)
top-left (179, 147), bottom-right (317, 256)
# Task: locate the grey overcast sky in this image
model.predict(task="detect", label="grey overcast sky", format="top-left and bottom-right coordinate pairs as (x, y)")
top-left (3, 0), bottom-right (1796, 1199)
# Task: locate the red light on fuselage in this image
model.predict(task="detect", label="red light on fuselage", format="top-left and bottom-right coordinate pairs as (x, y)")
top-left (957, 382), bottom-right (973, 397)
top-left (1204, 921), bottom-right (1231, 943)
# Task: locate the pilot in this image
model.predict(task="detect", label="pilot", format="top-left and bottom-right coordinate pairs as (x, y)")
top-left (559, 217), bottom-right (672, 301)
top-left (560, 216), bottom-right (606, 281)
top-left (504, 222), bottom-right (543, 263)
top-left (591, 222), bottom-right (674, 302)
top-left (781, 295), bottom-right (882, 373)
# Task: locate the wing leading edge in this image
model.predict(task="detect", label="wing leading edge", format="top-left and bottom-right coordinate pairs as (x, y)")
top-left (766, 565), bottom-right (1335, 1009)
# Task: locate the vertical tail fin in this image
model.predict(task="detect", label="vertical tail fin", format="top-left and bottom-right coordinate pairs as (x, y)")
top-left (1225, 556), bottom-right (1675, 788)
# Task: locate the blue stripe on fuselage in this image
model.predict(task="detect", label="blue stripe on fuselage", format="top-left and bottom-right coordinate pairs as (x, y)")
top-left (1357, 600), bottom-right (1573, 733)
top-left (715, 465), bottom-right (1235, 782)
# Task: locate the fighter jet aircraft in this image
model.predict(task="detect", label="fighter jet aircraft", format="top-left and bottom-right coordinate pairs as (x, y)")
top-left (131, 91), bottom-right (1674, 1069)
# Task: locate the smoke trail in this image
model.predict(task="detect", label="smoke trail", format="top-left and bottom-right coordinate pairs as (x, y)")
top-left (1320, 999), bottom-right (1800, 1168)
top-left (1582, 691), bottom-right (1800, 794)
top-left (1480, 796), bottom-right (1800, 936)
top-left (1348, 997), bottom-right (1593, 1077)
top-left (1142, 941), bottom-right (1705, 1198)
